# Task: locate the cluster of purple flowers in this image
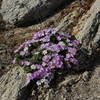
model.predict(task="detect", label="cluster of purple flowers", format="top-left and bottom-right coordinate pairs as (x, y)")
top-left (13, 28), bottom-right (80, 87)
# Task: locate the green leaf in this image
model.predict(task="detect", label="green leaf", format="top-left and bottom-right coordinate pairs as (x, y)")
top-left (24, 67), bottom-right (34, 73)
top-left (50, 35), bottom-right (58, 44)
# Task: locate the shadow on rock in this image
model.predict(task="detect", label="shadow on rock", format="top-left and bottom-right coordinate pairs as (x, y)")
top-left (15, 0), bottom-right (75, 27)
top-left (0, 13), bottom-right (6, 32)
top-left (15, 48), bottom-right (100, 100)
top-left (17, 80), bottom-right (37, 100)
top-left (50, 47), bottom-right (95, 88)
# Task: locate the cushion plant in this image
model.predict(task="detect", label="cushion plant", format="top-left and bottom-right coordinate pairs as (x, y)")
top-left (13, 28), bottom-right (80, 87)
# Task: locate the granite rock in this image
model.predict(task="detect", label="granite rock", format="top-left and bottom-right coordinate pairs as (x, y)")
top-left (0, 0), bottom-right (71, 26)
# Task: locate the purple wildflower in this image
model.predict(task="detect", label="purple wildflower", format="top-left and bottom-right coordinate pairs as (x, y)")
top-left (20, 51), bottom-right (25, 56)
top-left (14, 43), bottom-right (24, 53)
top-left (40, 43), bottom-right (51, 48)
top-left (68, 47), bottom-right (77, 56)
top-left (57, 36), bottom-right (62, 41)
top-left (42, 55), bottom-right (51, 63)
top-left (40, 36), bottom-right (50, 42)
top-left (72, 40), bottom-right (80, 47)
top-left (69, 58), bottom-right (78, 65)
top-left (24, 61), bottom-right (30, 66)
top-left (12, 58), bottom-right (16, 64)
top-left (13, 28), bottom-right (80, 87)
top-left (20, 61), bottom-right (24, 65)
top-left (30, 67), bottom-right (51, 80)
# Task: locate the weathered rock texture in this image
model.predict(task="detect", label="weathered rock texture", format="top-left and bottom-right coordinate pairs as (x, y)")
top-left (0, 0), bottom-right (73, 26)
top-left (76, 0), bottom-right (100, 52)
top-left (0, 0), bottom-right (100, 100)
top-left (0, 0), bottom-right (5, 32)
top-left (9, 0), bottom-right (92, 42)
top-left (0, 67), bottom-right (28, 100)
top-left (36, 63), bottom-right (100, 100)
top-left (32, 0), bottom-right (100, 99)
top-left (0, 0), bottom-right (92, 77)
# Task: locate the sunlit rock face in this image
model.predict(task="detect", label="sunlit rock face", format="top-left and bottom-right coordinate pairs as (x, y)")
top-left (0, 0), bottom-right (100, 100)
top-left (0, 0), bottom-right (72, 27)
top-left (76, 0), bottom-right (100, 53)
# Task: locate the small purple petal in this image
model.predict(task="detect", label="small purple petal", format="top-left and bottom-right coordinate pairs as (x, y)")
top-left (12, 58), bottom-right (16, 64)
top-left (42, 55), bottom-right (51, 63)
top-left (20, 51), bottom-right (25, 56)
top-left (69, 58), bottom-right (78, 64)
top-left (68, 47), bottom-right (77, 56)
top-left (24, 61), bottom-right (30, 66)
top-left (57, 36), bottom-right (62, 41)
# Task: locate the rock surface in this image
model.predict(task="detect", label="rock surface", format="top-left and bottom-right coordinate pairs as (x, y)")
top-left (0, 0), bottom-right (5, 32)
top-left (0, 0), bottom-right (72, 26)
top-left (76, 0), bottom-right (100, 53)
top-left (0, 66), bottom-right (28, 100)
top-left (0, 0), bottom-right (100, 100)
top-left (29, 0), bottom-right (100, 99)
top-left (36, 63), bottom-right (100, 100)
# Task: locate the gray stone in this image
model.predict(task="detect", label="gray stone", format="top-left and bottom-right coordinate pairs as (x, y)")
top-left (0, 66), bottom-right (28, 100)
top-left (37, 59), bottom-right (100, 100)
top-left (0, 0), bottom-right (68, 26)
top-left (0, 0), bottom-right (100, 100)
top-left (38, 1), bottom-right (100, 99)
top-left (55, 10), bottom-right (80, 32)
top-left (76, 0), bottom-right (100, 52)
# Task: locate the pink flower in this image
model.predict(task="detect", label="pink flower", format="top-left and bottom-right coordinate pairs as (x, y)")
top-left (57, 36), bottom-right (62, 41)
top-left (42, 55), bottom-right (51, 63)
top-left (69, 58), bottom-right (78, 64)
top-left (72, 40), bottom-right (80, 46)
top-left (20, 51), bottom-right (25, 56)
top-left (13, 28), bottom-right (80, 85)
top-left (68, 47), bottom-right (77, 56)
top-left (24, 61), bottom-right (30, 66)
top-left (12, 58), bottom-right (16, 64)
